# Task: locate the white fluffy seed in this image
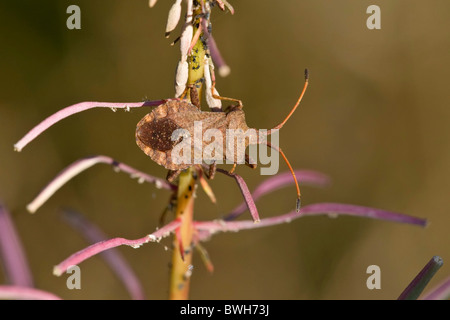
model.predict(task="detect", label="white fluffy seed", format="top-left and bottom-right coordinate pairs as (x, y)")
top-left (204, 58), bottom-right (222, 110)
top-left (165, 0), bottom-right (182, 37)
top-left (218, 65), bottom-right (231, 77)
top-left (180, 24), bottom-right (193, 58)
top-left (174, 60), bottom-right (189, 97)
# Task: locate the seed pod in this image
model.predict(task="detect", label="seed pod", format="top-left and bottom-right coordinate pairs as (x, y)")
top-left (165, 0), bottom-right (182, 38)
top-left (204, 57), bottom-right (222, 110)
top-left (174, 60), bottom-right (189, 98)
top-left (185, 0), bottom-right (193, 22)
top-left (180, 24), bottom-right (193, 59)
top-left (179, 0), bottom-right (194, 58)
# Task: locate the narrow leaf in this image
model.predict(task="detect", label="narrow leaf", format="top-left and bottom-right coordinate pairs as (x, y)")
top-left (225, 170), bottom-right (330, 220)
top-left (0, 286), bottom-right (61, 300)
top-left (195, 202), bottom-right (427, 238)
top-left (398, 256), bottom-right (444, 300)
top-left (27, 155), bottom-right (175, 213)
top-left (216, 168), bottom-right (260, 222)
top-left (0, 203), bottom-right (33, 287)
top-left (61, 209), bottom-right (145, 300)
top-left (14, 100), bottom-right (168, 152)
top-left (421, 276), bottom-right (450, 300)
top-left (53, 219), bottom-right (181, 276)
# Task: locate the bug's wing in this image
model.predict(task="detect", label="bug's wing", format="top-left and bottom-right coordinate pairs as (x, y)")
top-left (171, 111), bottom-right (228, 164)
top-left (171, 112), bottom-right (226, 133)
top-left (141, 100), bottom-right (230, 167)
top-left (135, 101), bottom-right (199, 171)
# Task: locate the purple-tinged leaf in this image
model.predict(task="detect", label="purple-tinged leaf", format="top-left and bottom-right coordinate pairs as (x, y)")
top-left (195, 202), bottom-right (427, 238)
top-left (225, 170), bottom-right (330, 221)
top-left (14, 99), bottom-right (172, 152)
top-left (216, 168), bottom-right (260, 223)
top-left (53, 219), bottom-right (181, 276)
top-left (0, 285), bottom-right (62, 300)
top-left (0, 203), bottom-right (33, 287)
top-left (398, 256), bottom-right (444, 300)
top-left (206, 33), bottom-right (230, 77)
top-left (421, 276), bottom-right (450, 300)
top-left (61, 209), bottom-right (145, 300)
top-left (301, 203), bottom-right (427, 227)
top-left (27, 155), bottom-right (176, 213)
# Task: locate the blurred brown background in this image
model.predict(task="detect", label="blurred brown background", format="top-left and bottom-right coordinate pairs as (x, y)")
top-left (1, 0), bottom-right (449, 299)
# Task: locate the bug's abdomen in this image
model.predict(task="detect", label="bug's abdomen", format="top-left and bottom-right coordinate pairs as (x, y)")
top-left (136, 118), bottom-right (180, 152)
top-left (135, 101), bottom-right (197, 170)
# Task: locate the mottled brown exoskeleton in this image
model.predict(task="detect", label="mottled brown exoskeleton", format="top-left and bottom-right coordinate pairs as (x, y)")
top-left (136, 70), bottom-right (309, 211)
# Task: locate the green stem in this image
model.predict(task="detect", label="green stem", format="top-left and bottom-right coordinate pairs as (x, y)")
top-left (169, 168), bottom-right (196, 300)
top-left (168, 3), bottom-right (206, 299)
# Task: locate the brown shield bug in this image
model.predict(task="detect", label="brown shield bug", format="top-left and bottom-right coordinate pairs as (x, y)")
top-left (136, 69), bottom-right (309, 211)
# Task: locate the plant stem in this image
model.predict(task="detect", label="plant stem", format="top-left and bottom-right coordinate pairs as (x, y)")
top-left (169, 168), bottom-right (196, 300)
top-left (187, 10), bottom-right (206, 100)
top-left (169, 4), bottom-right (206, 299)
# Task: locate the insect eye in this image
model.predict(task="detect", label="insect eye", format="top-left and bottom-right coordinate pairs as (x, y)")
top-left (136, 118), bottom-right (181, 152)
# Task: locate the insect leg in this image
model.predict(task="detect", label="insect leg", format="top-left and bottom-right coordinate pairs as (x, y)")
top-left (166, 169), bottom-right (182, 183)
top-left (206, 161), bottom-right (216, 179)
top-left (159, 193), bottom-right (177, 227)
top-left (211, 80), bottom-right (243, 107)
top-left (245, 153), bottom-right (257, 169)
top-left (228, 162), bottom-right (237, 174)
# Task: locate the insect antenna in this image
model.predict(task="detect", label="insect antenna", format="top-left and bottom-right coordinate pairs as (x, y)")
top-left (268, 68), bottom-right (309, 135)
top-left (256, 69), bottom-right (309, 212)
top-left (264, 141), bottom-right (301, 212)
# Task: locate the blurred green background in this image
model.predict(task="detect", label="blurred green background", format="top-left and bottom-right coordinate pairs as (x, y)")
top-left (1, 0), bottom-right (449, 299)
